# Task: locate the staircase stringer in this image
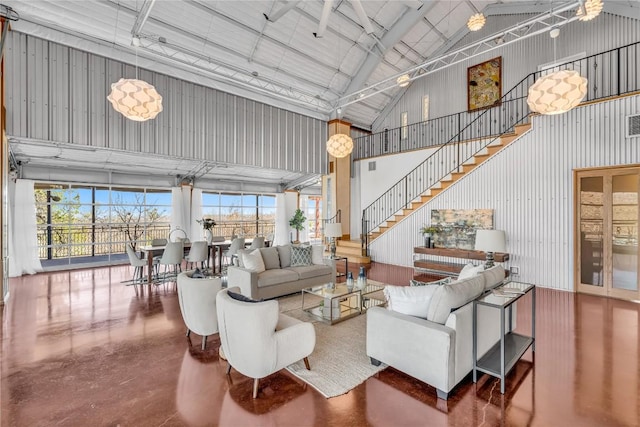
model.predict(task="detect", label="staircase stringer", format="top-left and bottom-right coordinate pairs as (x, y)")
top-left (368, 123), bottom-right (532, 243)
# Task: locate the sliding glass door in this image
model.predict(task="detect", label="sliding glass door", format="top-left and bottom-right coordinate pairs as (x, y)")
top-left (575, 166), bottom-right (640, 300)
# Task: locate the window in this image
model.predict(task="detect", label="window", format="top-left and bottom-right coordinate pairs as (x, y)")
top-left (401, 111), bottom-right (408, 139)
top-left (422, 95), bottom-right (430, 122)
top-left (201, 191), bottom-right (276, 238)
top-left (302, 196), bottom-right (323, 243)
top-left (35, 184), bottom-right (171, 266)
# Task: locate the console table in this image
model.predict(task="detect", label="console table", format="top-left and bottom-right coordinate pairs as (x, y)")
top-left (473, 281), bottom-right (536, 394)
top-left (413, 247), bottom-right (509, 279)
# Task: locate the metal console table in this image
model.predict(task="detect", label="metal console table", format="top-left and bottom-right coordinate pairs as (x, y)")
top-left (473, 281), bottom-right (536, 394)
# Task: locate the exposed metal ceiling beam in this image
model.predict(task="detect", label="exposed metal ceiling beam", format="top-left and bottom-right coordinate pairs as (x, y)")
top-left (130, 0), bottom-right (156, 36)
top-left (351, 0), bottom-right (375, 34)
top-left (341, 1), bottom-right (433, 105)
top-left (264, 0), bottom-right (301, 22)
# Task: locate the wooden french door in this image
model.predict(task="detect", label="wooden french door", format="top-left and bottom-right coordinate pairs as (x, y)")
top-left (575, 166), bottom-right (640, 300)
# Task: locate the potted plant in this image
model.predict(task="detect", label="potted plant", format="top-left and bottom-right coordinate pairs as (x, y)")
top-left (420, 225), bottom-right (439, 247)
top-left (289, 209), bottom-right (306, 243)
top-left (197, 216), bottom-right (217, 243)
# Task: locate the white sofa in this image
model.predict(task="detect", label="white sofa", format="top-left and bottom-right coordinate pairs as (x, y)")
top-left (227, 244), bottom-right (336, 300)
top-left (366, 265), bottom-right (508, 400)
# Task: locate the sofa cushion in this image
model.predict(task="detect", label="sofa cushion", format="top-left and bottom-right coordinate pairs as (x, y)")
top-left (228, 290), bottom-right (261, 303)
top-left (259, 247), bottom-right (281, 270)
top-left (287, 264), bottom-right (331, 280)
top-left (458, 263), bottom-right (484, 280)
top-left (383, 284), bottom-right (440, 318)
top-left (426, 275), bottom-right (485, 324)
top-left (291, 245), bottom-right (312, 266)
top-left (311, 244), bottom-right (325, 265)
top-left (482, 265), bottom-right (506, 290)
top-left (276, 245), bottom-right (292, 268)
top-left (242, 249), bottom-right (265, 273)
top-left (256, 269), bottom-right (299, 287)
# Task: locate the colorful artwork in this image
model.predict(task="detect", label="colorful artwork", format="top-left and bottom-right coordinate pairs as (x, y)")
top-left (467, 57), bottom-right (502, 111)
top-left (430, 209), bottom-right (494, 250)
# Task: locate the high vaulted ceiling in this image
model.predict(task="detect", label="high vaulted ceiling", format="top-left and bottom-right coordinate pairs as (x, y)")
top-left (3, 0), bottom-right (594, 129)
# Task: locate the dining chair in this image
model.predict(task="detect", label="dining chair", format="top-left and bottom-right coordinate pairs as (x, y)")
top-left (248, 236), bottom-right (265, 250)
top-left (185, 241), bottom-right (209, 270)
top-left (158, 240), bottom-right (184, 284)
top-left (126, 243), bottom-right (157, 290)
top-left (223, 237), bottom-right (245, 267)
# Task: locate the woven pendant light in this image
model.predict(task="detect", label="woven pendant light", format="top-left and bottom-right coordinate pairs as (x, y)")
top-left (527, 70), bottom-right (587, 115)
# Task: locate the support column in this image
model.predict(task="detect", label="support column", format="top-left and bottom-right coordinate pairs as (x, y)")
top-left (324, 119), bottom-right (351, 239)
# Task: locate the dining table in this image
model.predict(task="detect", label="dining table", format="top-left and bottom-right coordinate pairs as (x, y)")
top-left (138, 240), bottom-right (243, 285)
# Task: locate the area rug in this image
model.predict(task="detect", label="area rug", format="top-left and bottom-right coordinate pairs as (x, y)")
top-left (278, 293), bottom-right (387, 398)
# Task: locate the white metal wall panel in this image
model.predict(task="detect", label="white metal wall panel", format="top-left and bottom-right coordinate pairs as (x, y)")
top-left (375, 13), bottom-right (640, 133)
top-left (369, 94), bottom-right (640, 290)
top-left (5, 31), bottom-right (327, 175)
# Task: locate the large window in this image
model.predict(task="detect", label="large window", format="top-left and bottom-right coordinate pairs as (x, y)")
top-left (35, 184), bottom-right (171, 266)
top-left (303, 196), bottom-right (323, 242)
top-left (202, 192), bottom-right (276, 238)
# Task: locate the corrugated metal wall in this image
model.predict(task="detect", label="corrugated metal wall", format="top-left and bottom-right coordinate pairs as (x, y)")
top-left (4, 31), bottom-right (327, 175)
top-left (369, 94), bottom-right (640, 290)
top-left (375, 12), bottom-right (640, 132)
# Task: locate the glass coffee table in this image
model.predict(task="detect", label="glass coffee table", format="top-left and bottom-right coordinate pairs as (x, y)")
top-left (301, 281), bottom-right (386, 325)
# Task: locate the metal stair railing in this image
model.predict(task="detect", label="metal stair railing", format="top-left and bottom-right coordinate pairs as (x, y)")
top-left (361, 41), bottom-right (640, 255)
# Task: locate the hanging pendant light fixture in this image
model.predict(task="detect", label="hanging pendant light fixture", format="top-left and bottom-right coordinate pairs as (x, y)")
top-left (527, 69), bottom-right (588, 115)
top-left (467, 13), bottom-right (486, 31)
top-left (526, 28), bottom-right (587, 115)
top-left (576, 0), bottom-right (603, 21)
top-left (397, 74), bottom-right (411, 87)
top-left (107, 37), bottom-right (163, 121)
top-left (326, 120), bottom-right (353, 158)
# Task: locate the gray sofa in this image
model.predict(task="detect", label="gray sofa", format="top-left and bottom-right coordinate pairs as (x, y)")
top-left (227, 244), bottom-right (336, 300)
top-left (366, 265), bottom-right (508, 400)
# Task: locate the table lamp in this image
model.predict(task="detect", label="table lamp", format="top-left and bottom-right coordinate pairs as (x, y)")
top-left (475, 229), bottom-right (506, 268)
top-left (325, 223), bottom-right (343, 259)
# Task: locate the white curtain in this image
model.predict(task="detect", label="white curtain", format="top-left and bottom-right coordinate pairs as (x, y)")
top-left (190, 188), bottom-right (203, 241)
top-left (9, 179), bottom-right (43, 277)
top-left (170, 187), bottom-right (191, 240)
top-left (298, 195), bottom-right (310, 243)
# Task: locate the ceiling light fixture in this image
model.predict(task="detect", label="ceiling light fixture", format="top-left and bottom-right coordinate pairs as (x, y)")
top-left (397, 74), bottom-right (411, 87)
top-left (527, 28), bottom-right (587, 115)
top-left (576, 0), bottom-right (603, 21)
top-left (107, 37), bottom-right (163, 121)
top-left (326, 121), bottom-right (353, 158)
top-left (467, 13), bottom-right (486, 31)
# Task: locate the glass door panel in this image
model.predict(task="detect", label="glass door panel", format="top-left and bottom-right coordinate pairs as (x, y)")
top-left (579, 176), bottom-right (604, 289)
top-left (611, 174), bottom-right (638, 292)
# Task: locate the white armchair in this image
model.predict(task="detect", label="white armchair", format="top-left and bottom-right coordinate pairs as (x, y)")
top-left (177, 271), bottom-right (223, 350)
top-left (216, 287), bottom-right (316, 398)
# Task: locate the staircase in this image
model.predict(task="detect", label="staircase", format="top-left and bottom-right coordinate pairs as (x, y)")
top-left (361, 41), bottom-right (640, 253)
top-left (369, 123), bottom-right (531, 242)
top-left (333, 239), bottom-right (371, 264)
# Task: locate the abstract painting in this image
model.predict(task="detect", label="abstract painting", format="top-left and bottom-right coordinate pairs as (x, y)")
top-left (430, 209), bottom-right (494, 250)
top-left (467, 57), bottom-right (502, 111)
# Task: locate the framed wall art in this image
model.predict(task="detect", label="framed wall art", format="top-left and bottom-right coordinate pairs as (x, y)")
top-left (430, 209), bottom-right (494, 249)
top-left (467, 57), bottom-right (502, 111)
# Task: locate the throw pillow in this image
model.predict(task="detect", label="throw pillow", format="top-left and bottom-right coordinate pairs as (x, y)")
top-left (228, 290), bottom-right (261, 303)
top-left (383, 284), bottom-right (440, 318)
top-left (190, 268), bottom-right (205, 279)
top-left (259, 247), bottom-right (281, 270)
top-left (458, 263), bottom-right (484, 280)
top-left (235, 248), bottom-right (250, 268)
top-left (410, 277), bottom-right (451, 286)
top-left (482, 265), bottom-right (506, 290)
top-left (311, 244), bottom-right (325, 265)
top-left (290, 245), bottom-right (312, 267)
top-left (426, 275), bottom-right (485, 324)
top-left (242, 249), bottom-right (266, 273)
top-left (276, 245), bottom-right (292, 268)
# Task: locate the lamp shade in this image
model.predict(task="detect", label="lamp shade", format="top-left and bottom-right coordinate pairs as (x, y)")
top-left (467, 13), bottom-right (486, 31)
top-left (577, 0), bottom-right (603, 21)
top-left (325, 222), bottom-right (343, 238)
top-left (527, 70), bottom-right (587, 115)
top-left (326, 134), bottom-right (353, 158)
top-left (107, 78), bottom-right (163, 121)
top-left (475, 229), bottom-right (506, 253)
